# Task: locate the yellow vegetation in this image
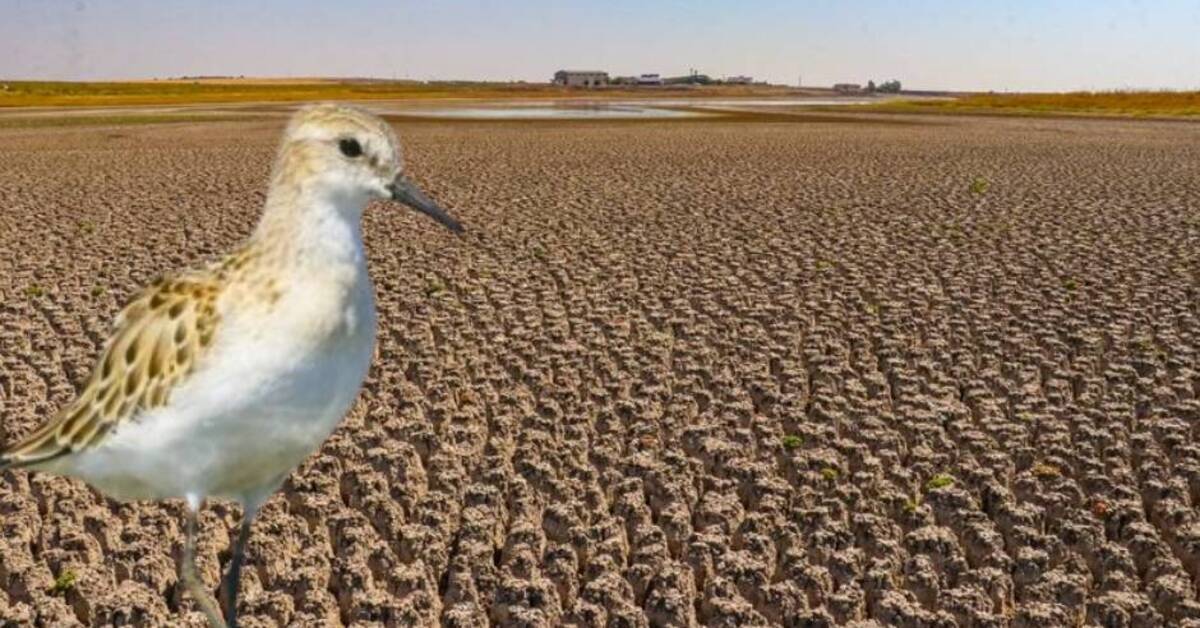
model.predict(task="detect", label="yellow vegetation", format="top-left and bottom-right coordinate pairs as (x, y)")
top-left (867, 90), bottom-right (1200, 118)
top-left (0, 79), bottom-right (807, 108)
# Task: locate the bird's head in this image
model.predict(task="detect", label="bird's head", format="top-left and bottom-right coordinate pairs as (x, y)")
top-left (271, 103), bottom-right (462, 233)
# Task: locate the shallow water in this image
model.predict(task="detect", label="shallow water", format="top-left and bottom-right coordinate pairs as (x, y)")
top-left (635, 98), bottom-right (876, 107)
top-left (376, 98), bottom-right (876, 120)
top-left (380, 103), bottom-right (711, 119)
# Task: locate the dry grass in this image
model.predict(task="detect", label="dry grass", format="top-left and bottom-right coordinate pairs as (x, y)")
top-left (0, 113), bottom-right (264, 129)
top-left (0, 79), bottom-right (814, 108)
top-left (862, 90), bottom-right (1200, 118)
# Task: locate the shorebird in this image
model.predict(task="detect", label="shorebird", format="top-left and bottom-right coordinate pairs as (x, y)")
top-left (0, 103), bottom-right (462, 627)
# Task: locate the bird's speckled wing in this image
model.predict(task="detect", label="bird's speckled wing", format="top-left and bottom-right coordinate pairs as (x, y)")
top-left (1, 273), bottom-right (222, 469)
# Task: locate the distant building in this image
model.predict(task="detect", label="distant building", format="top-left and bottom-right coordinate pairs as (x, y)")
top-left (553, 70), bottom-right (609, 87)
top-left (833, 83), bottom-right (863, 94)
top-left (725, 75), bottom-right (754, 85)
top-left (637, 74), bottom-right (663, 86)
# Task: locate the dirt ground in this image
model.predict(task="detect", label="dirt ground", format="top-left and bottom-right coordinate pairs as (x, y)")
top-left (1, 112), bottom-right (1199, 626)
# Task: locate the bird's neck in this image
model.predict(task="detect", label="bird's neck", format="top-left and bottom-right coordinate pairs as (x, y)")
top-left (252, 184), bottom-right (368, 273)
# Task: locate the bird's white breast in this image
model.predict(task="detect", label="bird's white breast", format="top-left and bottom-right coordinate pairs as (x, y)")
top-left (70, 256), bottom-right (377, 505)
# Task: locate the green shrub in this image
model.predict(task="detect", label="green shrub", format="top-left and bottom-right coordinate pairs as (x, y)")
top-left (926, 474), bottom-right (954, 491)
top-left (50, 569), bottom-right (77, 594)
top-left (424, 278), bottom-right (446, 297)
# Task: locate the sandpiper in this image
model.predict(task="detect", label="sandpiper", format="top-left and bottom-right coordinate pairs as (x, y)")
top-left (0, 103), bottom-right (462, 627)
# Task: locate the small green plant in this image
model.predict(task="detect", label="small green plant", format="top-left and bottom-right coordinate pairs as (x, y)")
top-left (25, 284), bottom-right (45, 298)
top-left (815, 260), bottom-right (832, 273)
top-left (50, 569), bottom-right (77, 594)
top-left (90, 285), bottom-right (105, 297)
top-left (969, 177), bottom-right (989, 195)
top-left (424, 278), bottom-right (446, 297)
top-left (78, 220), bottom-right (95, 235)
top-left (926, 474), bottom-right (954, 491)
top-left (820, 467), bottom-right (839, 482)
top-left (903, 497), bottom-right (920, 513)
top-left (781, 435), bottom-right (802, 450)
top-left (1063, 278), bottom-right (1078, 292)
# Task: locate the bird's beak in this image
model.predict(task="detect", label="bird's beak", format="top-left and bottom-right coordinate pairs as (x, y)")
top-left (388, 176), bottom-right (463, 234)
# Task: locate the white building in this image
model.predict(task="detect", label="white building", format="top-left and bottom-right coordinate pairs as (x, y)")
top-left (553, 70), bottom-right (609, 87)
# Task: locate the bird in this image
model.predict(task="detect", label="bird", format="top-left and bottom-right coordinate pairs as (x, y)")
top-left (0, 103), bottom-right (462, 627)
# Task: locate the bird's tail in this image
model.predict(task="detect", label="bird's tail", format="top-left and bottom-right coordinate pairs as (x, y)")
top-left (1, 441), bottom-right (59, 472)
top-left (0, 447), bottom-right (19, 472)
top-left (2, 420), bottom-right (75, 472)
top-left (1, 446), bottom-right (64, 472)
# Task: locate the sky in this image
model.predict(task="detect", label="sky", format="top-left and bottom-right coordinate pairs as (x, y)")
top-left (1, 0), bottom-right (1197, 92)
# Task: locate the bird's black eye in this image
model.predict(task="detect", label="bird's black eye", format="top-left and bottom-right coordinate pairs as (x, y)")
top-left (339, 138), bottom-right (363, 158)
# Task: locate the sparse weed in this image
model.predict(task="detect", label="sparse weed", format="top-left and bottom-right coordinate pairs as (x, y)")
top-left (781, 435), bottom-right (802, 450)
top-left (424, 278), bottom-right (446, 297)
top-left (969, 178), bottom-right (989, 195)
top-left (926, 474), bottom-right (955, 491)
top-left (90, 285), bottom-right (105, 297)
top-left (1032, 463), bottom-right (1061, 479)
top-left (820, 467), bottom-right (839, 482)
top-left (26, 284), bottom-right (45, 298)
top-left (78, 220), bottom-right (95, 235)
top-left (50, 569), bottom-right (76, 594)
top-left (1062, 278), bottom-right (1078, 292)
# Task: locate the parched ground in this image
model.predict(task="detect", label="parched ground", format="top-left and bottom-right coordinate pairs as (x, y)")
top-left (1, 112), bottom-right (1199, 627)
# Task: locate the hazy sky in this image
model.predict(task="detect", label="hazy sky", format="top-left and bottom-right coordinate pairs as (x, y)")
top-left (2, 0), bottom-right (1197, 91)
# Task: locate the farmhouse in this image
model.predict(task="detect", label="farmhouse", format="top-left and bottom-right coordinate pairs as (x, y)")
top-left (553, 70), bottom-right (609, 87)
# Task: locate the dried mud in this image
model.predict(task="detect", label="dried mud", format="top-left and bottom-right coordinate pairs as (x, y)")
top-left (1, 114), bottom-right (1200, 626)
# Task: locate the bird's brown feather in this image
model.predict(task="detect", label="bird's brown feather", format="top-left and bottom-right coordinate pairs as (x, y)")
top-left (1, 272), bottom-right (223, 469)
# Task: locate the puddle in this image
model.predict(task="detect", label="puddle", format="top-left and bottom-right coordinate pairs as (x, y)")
top-left (375, 97), bottom-right (886, 120)
top-left (379, 103), bottom-right (712, 120)
top-left (639, 98), bottom-right (877, 107)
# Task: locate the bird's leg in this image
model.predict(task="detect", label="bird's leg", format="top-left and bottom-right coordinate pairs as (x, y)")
top-left (221, 504), bottom-right (259, 628)
top-left (182, 495), bottom-right (227, 628)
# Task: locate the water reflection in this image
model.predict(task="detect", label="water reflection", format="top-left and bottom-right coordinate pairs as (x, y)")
top-left (377, 98), bottom-right (876, 120)
top-left (381, 103), bottom-right (710, 119)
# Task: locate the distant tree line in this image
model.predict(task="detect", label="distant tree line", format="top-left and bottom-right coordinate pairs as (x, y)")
top-left (867, 80), bottom-right (902, 93)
